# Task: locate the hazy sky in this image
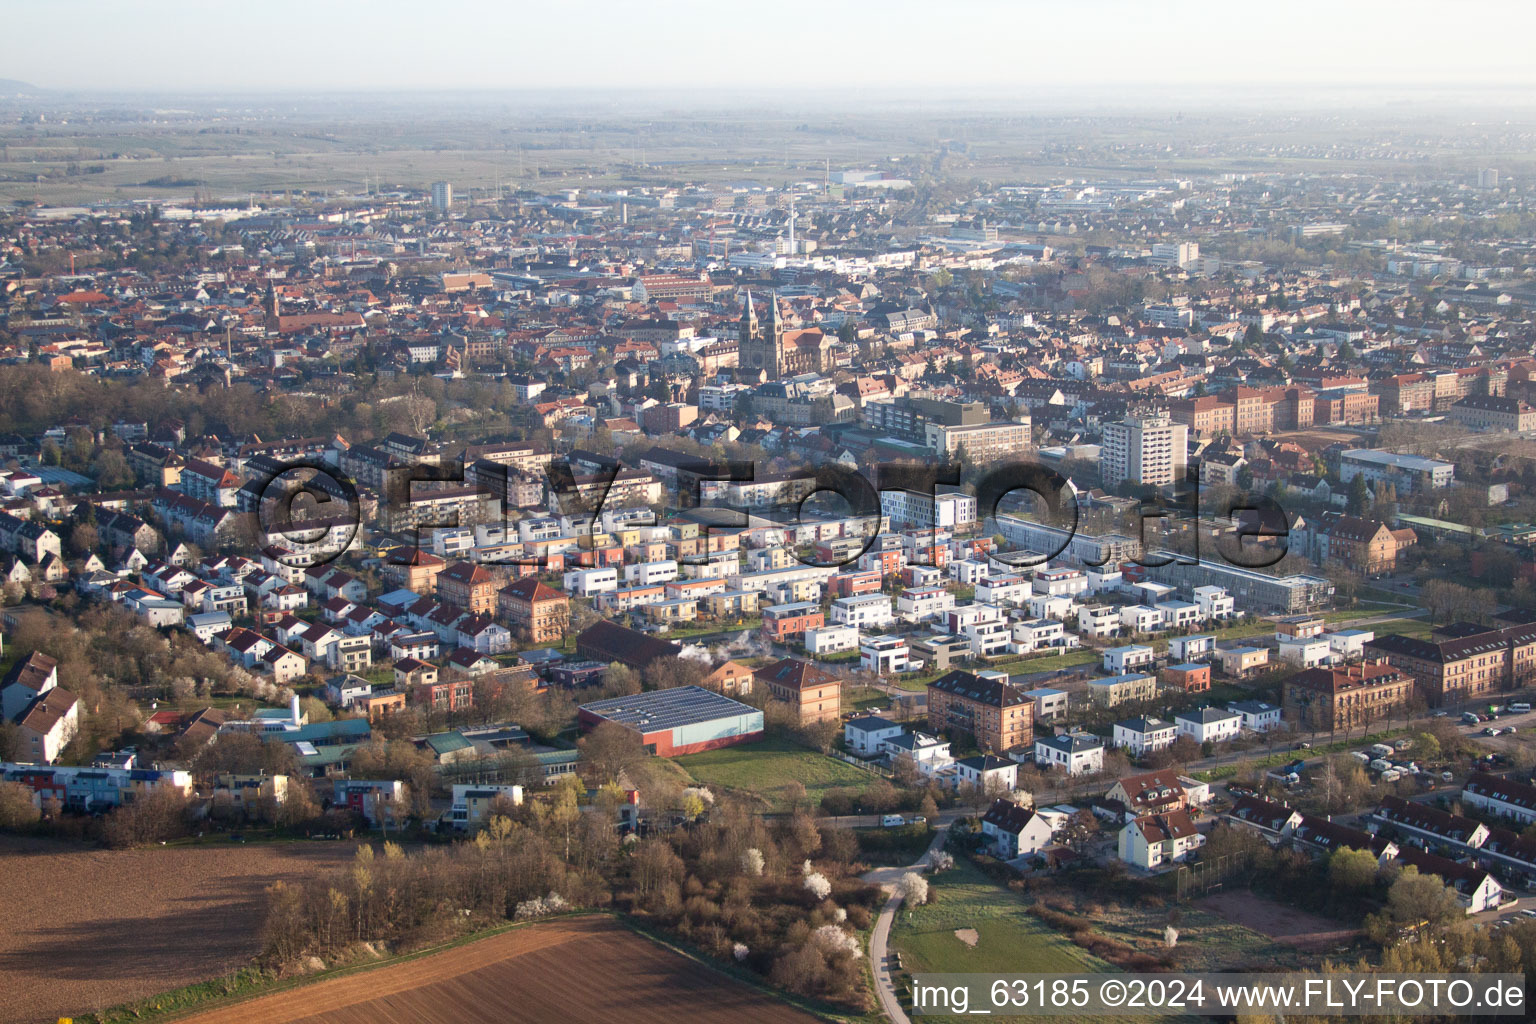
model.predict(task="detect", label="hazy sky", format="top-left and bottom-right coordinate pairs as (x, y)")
top-left (6, 0), bottom-right (1535, 95)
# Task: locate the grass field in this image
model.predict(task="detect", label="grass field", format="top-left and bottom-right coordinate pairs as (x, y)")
top-left (892, 861), bottom-right (1107, 976)
top-left (675, 735), bottom-right (876, 812)
top-left (1365, 618), bottom-right (1436, 640)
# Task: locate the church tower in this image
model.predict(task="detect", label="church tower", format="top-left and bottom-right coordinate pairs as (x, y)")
top-left (740, 289), bottom-right (784, 379)
top-left (262, 280), bottom-right (281, 331)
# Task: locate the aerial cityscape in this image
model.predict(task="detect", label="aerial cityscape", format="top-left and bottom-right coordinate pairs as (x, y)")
top-left (3, 4), bottom-right (1536, 1022)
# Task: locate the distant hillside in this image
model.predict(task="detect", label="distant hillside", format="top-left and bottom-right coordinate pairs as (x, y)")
top-left (0, 80), bottom-right (39, 95)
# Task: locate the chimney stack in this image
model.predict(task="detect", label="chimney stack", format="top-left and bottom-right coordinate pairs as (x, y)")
top-left (290, 694), bottom-right (302, 727)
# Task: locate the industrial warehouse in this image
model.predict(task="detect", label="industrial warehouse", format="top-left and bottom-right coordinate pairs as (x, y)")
top-left (576, 686), bottom-right (765, 756)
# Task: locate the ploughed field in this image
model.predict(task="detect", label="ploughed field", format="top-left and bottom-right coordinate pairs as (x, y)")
top-left (175, 916), bottom-right (823, 1024)
top-left (0, 836), bottom-right (354, 1024)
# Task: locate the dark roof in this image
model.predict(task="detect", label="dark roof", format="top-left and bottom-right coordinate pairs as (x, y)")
top-left (1229, 795), bottom-right (1298, 833)
top-left (1464, 772), bottom-right (1536, 814)
top-left (575, 620), bottom-right (681, 669)
top-left (981, 798), bottom-right (1044, 835)
top-left (1133, 810), bottom-right (1198, 843)
top-left (1376, 794), bottom-right (1485, 843)
top-left (757, 658), bottom-right (839, 693)
top-left (929, 669), bottom-right (1028, 708)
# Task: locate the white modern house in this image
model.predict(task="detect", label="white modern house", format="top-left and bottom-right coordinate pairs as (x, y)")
top-left (1325, 628), bottom-right (1375, 661)
top-left (860, 635), bottom-right (914, 674)
top-left (1278, 636), bottom-right (1333, 668)
top-left (1193, 586), bottom-right (1236, 621)
top-left (831, 594), bottom-right (895, 629)
top-left (1174, 706), bottom-right (1242, 745)
top-left (563, 567), bottom-right (618, 597)
top-left (805, 624), bottom-right (859, 655)
top-left (1027, 593), bottom-right (1076, 621)
top-left (976, 573), bottom-right (1032, 606)
top-left (896, 585), bottom-right (954, 623)
top-left (1103, 644), bottom-right (1156, 675)
top-left (844, 715), bottom-right (906, 757)
top-left (1023, 686), bottom-right (1070, 721)
top-left (1112, 716), bottom-right (1178, 757)
top-left (1120, 604), bottom-right (1166, 634)
top-left (1033, 567), bottom-right (1088, 598)
top-left (1156, 600), bottom-right (1202, 630)
top-left (1034, 732), bottom-right (1105, 776)
top-left (1168, 634), bottom-right (1215, 662)
top-left (1228, 700), bottom-right (1283, 733)
top-left (1077, 605), bottom-right (1120, 639)
top-left (1010, 617), bottom-right (1073, 654)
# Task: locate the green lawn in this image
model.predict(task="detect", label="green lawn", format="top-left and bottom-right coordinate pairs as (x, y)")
top-left (1322, 602), bottom-right (1409, 620)
top-left (846, 685), bottom-right (890, 712)
top-left (674, 735), bottom-right (875, 812)
top-left (891, 861), bottom-right (1110, 1024)
top-left (1366, 618), bottom-right (1436, 640)
top-left (893, 860), bottom-right (1108, 976)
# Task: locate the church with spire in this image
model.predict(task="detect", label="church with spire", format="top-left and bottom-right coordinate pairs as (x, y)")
top-left (738, 289), bottom-right (831, 380)
top-left (739, 288), bottom-right (784, 378)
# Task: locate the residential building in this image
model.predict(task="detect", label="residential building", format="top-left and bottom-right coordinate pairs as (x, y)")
top-left (1112, 716), bottom-right (1178, 757)
top-left (498, 578), bottom-right (570, 645)
top-left (757, 658), bottom-right (842, 725)
top-left (1220, 646), bottom-right (1270, 678)
top-left (1022, 686), bottom-right (1069, 722)
top-left (861, 635), bottom-right (913, 675)
top-left (1100, 413), bottom-right (1188, 489)
top-left (1228, 700), bottom-right (1283, 732)
top-left (1034, 732), bottom-right (1105, 776)
top-left (1103, 644), bottom-right (1156, 674)
top-left (1088, 672), bottom-right (1158, 708)
top-left (1283, 660), bottom-right (1415, 732)
top-left (981, 799), bottom-right (1055, 859)
top-left (1174, 706), bottom-right (1241, 745)
top-left (1118, 811), bottom-right (1204, 870)
top-left (844, 716), bottom-right (906, 757)
top-left (1160, 662), bottom-right (1210, 693)
top-left (927, 670), bottom-right (1034, 753)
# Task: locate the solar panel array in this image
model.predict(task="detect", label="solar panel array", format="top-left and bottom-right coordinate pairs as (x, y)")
top-left (580, 685), bottom-right (757, 732)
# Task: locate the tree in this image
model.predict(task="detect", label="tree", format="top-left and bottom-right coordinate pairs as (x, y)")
top-left (1346, 473), bottom-right (1370, 516)
top-left (577, 721), bottom-right (646, 784)
top-left (0, 781), bottom-right (40, 830)
top-left (643, 656), bottom-right (706, 691)
top-left (898, 871), bottom-right (929, 905)
top-left (1372, 865), bottom-right (1463, 937)
top-left (1328, 846), bottom-right (1379, 892)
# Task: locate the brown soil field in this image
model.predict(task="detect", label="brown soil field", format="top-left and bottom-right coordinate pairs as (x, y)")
top-left (0, 836), bottom-right (355, 1024)
top-left (1199, 891), bottom-right (1360, 949)
top-left (176, 916), bottom-right (823, 1024)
